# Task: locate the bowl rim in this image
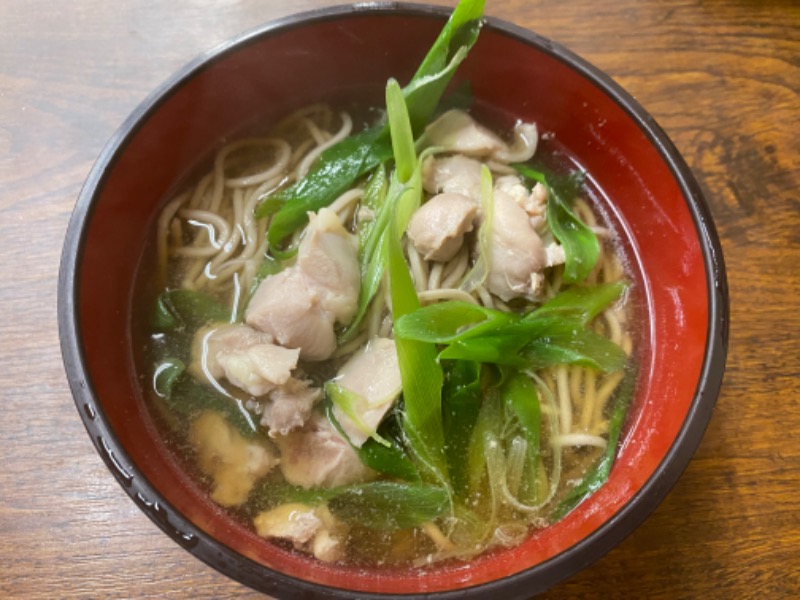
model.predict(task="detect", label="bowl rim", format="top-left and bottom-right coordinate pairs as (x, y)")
top-left (58, 2), bottom-right (729, 598)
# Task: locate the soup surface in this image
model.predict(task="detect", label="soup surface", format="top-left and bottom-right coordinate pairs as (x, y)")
top-left (136, 98), bottom-right (636, 568)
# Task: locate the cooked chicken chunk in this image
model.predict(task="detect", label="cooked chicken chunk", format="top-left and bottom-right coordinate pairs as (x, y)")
top-left (190, 324), bottom-right (274, 381)
top-left (273, 411), bottom-right (375, 489)
top-left (295, 208), bottom-right (361, 322)
top-left (424, 109), bottom-right (508, 158)
top-left (188, 411), bottom-right (279, 507)
top-left (331, 337), bottom-right (402, 447)
top-left (254, 503), bottom-right (348, 563)
top-left (190, 324), bottom-right (299, 397)
top-left (486, 190), bottom-right (547, 301)
top-left (407, 193), bottom-right (478, 262)
top-left (422, 154), bottom-right (483, 202)
top-left (245, 268), bottom-right (338, 361)
top-left (217, 342), bottom-right (300, 398)
top-left (246, 208), bottom-right (360, 361)
top-left (494, 175), bottom-right (548, 229)
top-left (261, 378), bottom-right (322, 438)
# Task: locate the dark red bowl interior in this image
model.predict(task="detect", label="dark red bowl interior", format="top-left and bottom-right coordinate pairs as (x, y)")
top-left (59, 4), bottom-right (728, 598)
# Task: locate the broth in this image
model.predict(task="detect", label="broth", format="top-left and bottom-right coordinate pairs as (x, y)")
top-left (134, 102), bottom-right (636, 568)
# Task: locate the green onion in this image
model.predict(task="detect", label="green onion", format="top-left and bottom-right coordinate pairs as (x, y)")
top-left (395, 289), bottom-right (628, 373)
top-left (514, 164), bottom-right (600, 283)
top-left (261, 0), bottom-right (486, 255)
top-left (325, 400), bottom-right (419, 481)
top-left (325, 381), bottom-right (391, 447)
top-left (328, 481), bottom-right (450, 530)
top-left (441, 360), bottom-right (482, 496)
top-left (459, 165), bottom-right (494, 292)
top-left (153, 288), bottom-right (230, 331)
top-left (529, 280), bottom-right (627, 325)
top-left (501, 372), bottom-right (541, 502)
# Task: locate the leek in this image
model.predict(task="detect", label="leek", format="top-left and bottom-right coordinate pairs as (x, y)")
top-left (530, 280), bottom-right (627, 325)
top-left (325, 400), bottom-right (419, 481)
top-left (325, 381), bottom-right (392, 447)
top-left (384, 75), bottom-right (449, 487)
top-left (153, 288), bottom-right (230, 331)
top-left (328, 481), bottom-right (450, 530)
top-left (459, 165), bottom-right (494, 292)
top-left (261, 0), bottom-right (485, 255)
top-left (441, 360), bottom-right (482, 496)
top-left (395, 292), bottom-right (628, 373)
top-left (501, 372), bottom-right (541, 502)
top-left (513, 164), bottom-right (600, 283)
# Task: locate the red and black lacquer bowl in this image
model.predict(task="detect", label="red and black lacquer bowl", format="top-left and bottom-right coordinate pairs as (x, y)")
top-left (58, 3), bottom-right (728, 598)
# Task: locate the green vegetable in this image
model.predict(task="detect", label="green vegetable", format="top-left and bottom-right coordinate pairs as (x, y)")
top-left (386, 78), bottom-right (416, 183)
top-left (459, 165), bottom-right (494, 292)
top-left (393, 300), bottom-right (516, 344)
top-left (244, 471), bottom-right (341, 517)
top-left (339, 166), bottom-right (391, 344)
top-left (161, 372), bottom-right (259, 438)
top-left (325, 381), bottom-right (391, 447)
top-left (152, 358), bottom-right (186, 399)
top-left (517, 320), bottom-right (628, 372)
top-left (466, 387), bottom-right (503, 500)
top-left (260, 0), bottom-right (485, 255)
top-left (329, 481), bottom-right (450, 530)
top-left (501, 371), bottom-right (541, 501)
top-left (153, 289), bottom-right (230, 331)
top-left (384, 86), bottom-right (448, 481)
top-left (356, 436), bottom-right (420, 482)
top-left (244, 478), bottom-right (447, 530)
top-left (262, 127), bottom-right (391, 258)
top-left (441, 360), bottom-right (482, 496)
top-left (325, 400), bottom-right (419, 481)
top-left (530, 280), bottom-right (627, 325)
top-left (388, 217), bottom-right (448, 485)
top-left (395, 287), bottom-right (628, 373)
top-left (514, 164), bottom-right (600, 283)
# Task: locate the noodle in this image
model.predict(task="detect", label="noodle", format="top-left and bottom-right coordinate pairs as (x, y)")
top-left (145, 101), bottom-right (633, 569)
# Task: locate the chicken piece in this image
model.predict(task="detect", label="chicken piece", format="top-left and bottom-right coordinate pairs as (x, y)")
top-left (407, 193), bottom-right (478, 262)
top-left (217, 342), bottom-right (300, 397)
top-left (190, 324), bottom-right (274, 382)
top-left (246, 268), bottom-right (338, 361)
top-left (296, 208), bottom-right (361, 323)
top-left (528, 182), bottom-right (549, 229)
top-left (494, 176), bottom-right (548, 226)
top-left (254, 503), bottom-right (320, 545)
top-left (261, 377), bottom-right (322, 438)
top-left (189, 323), bottom-right (299, 397)
top-left (422, 154), bottom-right (483, 202)
top-left (486, 190), bottom-right (547, 301)
top-left (254, 503), bottom-right (348, 563)
top-left (424, 109), bottom-right (508, 158)
top-left (331, 337), bottom-right (402, 447)
top-left (273, 411), bottom-right (375, 489)
top-left (188, 411), bottom-right (279, 507)
top-left (246, 208), bottom-right (359, 361)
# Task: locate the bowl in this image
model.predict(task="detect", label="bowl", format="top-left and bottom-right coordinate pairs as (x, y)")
top-left (58, 2), bottom-right (729, 598)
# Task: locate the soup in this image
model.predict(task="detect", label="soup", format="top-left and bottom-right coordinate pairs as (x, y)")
top-left (138, 0), bottom-right (634, 569)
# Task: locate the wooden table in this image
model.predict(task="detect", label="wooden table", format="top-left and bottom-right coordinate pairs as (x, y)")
top-left (2, 0), bottom-right (798, 597)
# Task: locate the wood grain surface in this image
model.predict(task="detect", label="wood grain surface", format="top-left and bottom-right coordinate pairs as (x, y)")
top-left (1, 0), bottom-right (798, 598)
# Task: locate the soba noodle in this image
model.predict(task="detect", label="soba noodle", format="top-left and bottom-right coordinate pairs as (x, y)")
top-left (143, 100), bottom-right (633, 567)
